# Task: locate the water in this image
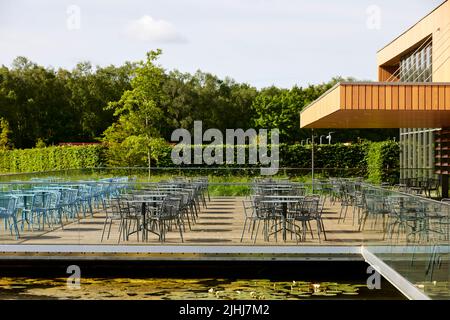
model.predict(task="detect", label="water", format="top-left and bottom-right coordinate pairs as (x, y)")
top-left (0, 277), bottom-right (404, 300)
top-left (0, 260), bottom-right (406, 300)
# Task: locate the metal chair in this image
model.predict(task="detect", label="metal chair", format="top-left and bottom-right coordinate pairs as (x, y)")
top-left (0, 196), bottom-right (19, 239)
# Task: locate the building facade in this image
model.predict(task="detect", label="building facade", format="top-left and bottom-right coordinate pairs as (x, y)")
top-left (300, 0), bottom-right (450, 195)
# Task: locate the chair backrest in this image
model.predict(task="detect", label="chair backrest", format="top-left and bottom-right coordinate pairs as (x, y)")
top-left (242, 200), bottom-right (256, 218)
top-left (45, 191), bottom-right (60, 208)
top-left (106, 197), bottom-right (122, 218)
top-left (365, 195), bottom-right (386, 214)
top-left (0, 196), bottom-right (17, 216)
top-left (301, 197), bottom-right (319, 218)
top-left (159, 197), bottom-right (182, 218)
top-left (292, 186), bottom-right (306, 196)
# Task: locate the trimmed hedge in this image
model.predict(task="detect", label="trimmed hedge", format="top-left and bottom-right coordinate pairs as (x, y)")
top-left (365, 141), bottom-right (400, 184)
top-left (0, 142), bottom-right (400, 182)
top-left (0, 145), bottom-right (106, 173)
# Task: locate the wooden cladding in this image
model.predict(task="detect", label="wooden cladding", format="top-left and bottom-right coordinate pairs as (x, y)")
top-left (339, 83), bottom-right (450, 111)
top-left (300, 82), bottom-right (450, 128)
top-left (378, 65), bottom-right (399, 82)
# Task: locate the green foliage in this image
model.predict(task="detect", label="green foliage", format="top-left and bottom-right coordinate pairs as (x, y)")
top-left (365, 141), bottom-right (400, 184)
top-left (35, 138), bottom-right (46, 148)
top-left (0, 141), bottom-right (400, 183)
top-left (102, 50), bottom-right (167, 170)
top-left (1, 53), bottom-right (399, 150)
top-left (252, 81), bottom-right (339, 143)
top-left (0, 57), bottom-right (133, 148)
top-left (0, 145), bottom-right (105, 173)
top-left (0, 117), bottom-right (12, 150)
top-left (158, 70), bottom-right (258, 139)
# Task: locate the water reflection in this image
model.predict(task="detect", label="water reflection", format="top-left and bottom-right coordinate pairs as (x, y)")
top-left (0, 277), bottom-right (404, 300)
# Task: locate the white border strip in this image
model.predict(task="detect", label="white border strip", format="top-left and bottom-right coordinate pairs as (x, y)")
top-left (367, 245), bottom-right (450, 254)
top-left (0, 245), bottom-right (361, 255)
top-left (361, 246), bottom-right (430, 300)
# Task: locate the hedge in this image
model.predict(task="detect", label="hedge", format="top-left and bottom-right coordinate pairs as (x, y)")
top-left (365, 141), bottom-right (400, 184)
top-left (0, 145), bottom-right (106, 174)
top-left (0, 142), bottom-right (400, 182)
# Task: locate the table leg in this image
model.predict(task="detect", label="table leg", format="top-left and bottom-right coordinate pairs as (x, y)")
top-left (283, 203), bottom-right (287, 241)
top-left (142, 202), bottom-right (146, 241)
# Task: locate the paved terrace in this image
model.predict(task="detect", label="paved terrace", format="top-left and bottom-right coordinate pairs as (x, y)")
top-left (0, 197), bottom-right (387, 245)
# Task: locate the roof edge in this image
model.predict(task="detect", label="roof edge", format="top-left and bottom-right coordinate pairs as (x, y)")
top-left (377, 0), bottom-right (447, 53)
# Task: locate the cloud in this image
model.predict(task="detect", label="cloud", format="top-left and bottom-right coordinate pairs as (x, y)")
top-left (126, 15), bottom-right (187, 43)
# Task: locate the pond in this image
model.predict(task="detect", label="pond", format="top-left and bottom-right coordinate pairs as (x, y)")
top-left (0, 260), bottom-right (406, 300)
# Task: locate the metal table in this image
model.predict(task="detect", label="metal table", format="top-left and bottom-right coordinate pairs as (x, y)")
top-left (260, 197), bottom-right (303, 241)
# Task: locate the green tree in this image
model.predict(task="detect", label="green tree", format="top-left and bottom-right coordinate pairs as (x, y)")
top-left (159, 70), bottom-right (257, 138)
top-left (0, 117), bottom-right (12, 150)
top-left (0, 56), bottom-right (134, 148)
top-left (252, 78), bottom-right (348, 143)
top-left (102, 50), bottom-right (168, 176)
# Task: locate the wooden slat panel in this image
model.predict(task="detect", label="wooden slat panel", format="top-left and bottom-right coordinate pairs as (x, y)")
top-left (379, 85), bottom-right (386, 110)
top-left (300, 84), bottom-right (450, 129)
top-left (340, 85), bottom-right (346, 109)
top-left (432, 86), bottom-right (439, 110)
top-left (399, 85), bottom-right (406, 110)
top-left (372, 86), bottom-right (379, 110)
top-left (366, 85), bottom-right (372, 109)
top-left (405, 86), bottom-right (412, 110)
top-left (392, 85), bottom-right (399, 110)
top-left (386, 85), bottom-right (392, 110)
top-left (352, 85), bottom-right (359, 110)
top-left (446, 86), bottom-right (450, 110)
top-left (425, 85), bottom-right (432, 111)
top-left (358, 85), bottom-right (365, 110)
top-left (439, 86), bottom-right (445, 110)
top-left (345, 85), bottom-right (352, 110)
top-left (418, 85), bottom-right (425, 109)
top-left (412, 85), bottom-right (419, 110)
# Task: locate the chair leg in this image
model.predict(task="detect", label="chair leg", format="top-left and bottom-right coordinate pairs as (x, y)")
top-left (320, 219), bottom-right (327, 241)
top-left (101, 218), bottom-right (108, 242)
top-left (307, 221), bottom-right (314, 239)
top-left (316, 220), bottom-right (322, 243)
top-left (253, 220), bottom-right (261, 244)
top-left (178, 219), bottom-right (184, 243)
top-left (240, 218), bottom-right (248, 242)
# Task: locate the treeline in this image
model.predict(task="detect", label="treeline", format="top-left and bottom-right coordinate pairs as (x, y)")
top-left (0, 57), bottom-right (133, 148)
top-left (0, 51), bottom-right (398, 151)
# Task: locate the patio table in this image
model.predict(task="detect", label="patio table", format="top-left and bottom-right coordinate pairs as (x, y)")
top-left (125, 198), bottom-right (165, 241)
top-left (260, 198), bottom-right (303, 241)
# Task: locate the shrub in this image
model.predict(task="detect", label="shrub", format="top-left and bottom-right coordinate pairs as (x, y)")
top-left (0, 145), bottom-right (105, 173)
top-left (365, 141), bottom-right (400, 184)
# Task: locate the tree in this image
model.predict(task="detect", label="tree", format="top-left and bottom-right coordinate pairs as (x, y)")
top-left (159, 70), bottom-right (258, 138)
top-left (251, 77), bottom-right (399, 144)
top-left (66, 62), bottom-right (134, 141)
top-left (102, 50), bottom-right (168, 177)
top-left (0, 117), bottom-right (12, 150)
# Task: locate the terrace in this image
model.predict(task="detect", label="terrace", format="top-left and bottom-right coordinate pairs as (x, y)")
top-left (0, 170), bottom-right (448, 299)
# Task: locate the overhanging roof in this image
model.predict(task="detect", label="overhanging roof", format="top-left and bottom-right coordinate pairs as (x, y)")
top-left (300, 82), bottom-right (450, 128)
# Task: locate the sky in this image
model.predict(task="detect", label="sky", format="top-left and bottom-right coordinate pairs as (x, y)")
top-left (0, 0), bottom-right (445, 88)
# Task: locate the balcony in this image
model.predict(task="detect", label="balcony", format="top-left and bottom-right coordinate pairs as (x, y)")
top-left (300, 82), bottom-right (450, 128)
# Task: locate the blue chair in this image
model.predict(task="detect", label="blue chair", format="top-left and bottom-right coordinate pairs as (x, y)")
top-left (0, 196), bottom-right (19, 239)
